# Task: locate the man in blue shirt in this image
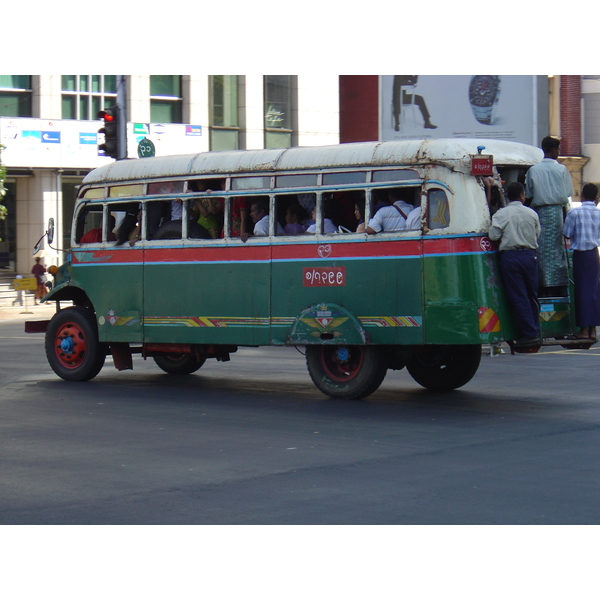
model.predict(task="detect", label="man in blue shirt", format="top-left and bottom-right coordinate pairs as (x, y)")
top-left (563, 183), bottom-right (600, 340)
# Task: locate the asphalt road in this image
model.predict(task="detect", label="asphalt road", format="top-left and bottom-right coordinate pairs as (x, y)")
top-left (1, 318), bottom-right (599, 525)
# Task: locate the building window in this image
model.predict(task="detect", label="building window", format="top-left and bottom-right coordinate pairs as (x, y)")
top-left (61, 75), bottom-right (117, 120)
top-left (210, 75), bottom-right (240, 151)
top-left (0, 75), bottom-right (32, 117)
top-left (264, 75), bottom-right (295, 149)
top-left (150, 76), bottom-right (183, 123)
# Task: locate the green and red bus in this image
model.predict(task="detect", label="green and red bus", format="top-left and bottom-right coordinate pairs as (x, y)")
top-left (28, 139), bottom-right (587, 399)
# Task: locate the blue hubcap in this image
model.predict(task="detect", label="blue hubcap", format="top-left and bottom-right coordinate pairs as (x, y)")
top-left (60, 336), bottom-right (75, 354)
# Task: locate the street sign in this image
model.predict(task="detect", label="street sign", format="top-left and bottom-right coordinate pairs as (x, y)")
top-left (13, 278), bottom-right (38, 291)
top-left (138, 137), bottom-right (155, 158)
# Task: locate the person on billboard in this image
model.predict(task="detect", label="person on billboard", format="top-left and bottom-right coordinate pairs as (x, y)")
top-left (392, 76), bottom-right (437, 131)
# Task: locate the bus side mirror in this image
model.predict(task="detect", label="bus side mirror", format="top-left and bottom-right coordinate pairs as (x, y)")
top-left (33, 218), bottom-right (55, 255)
top-left (47, 218), bottom-right (55, 245)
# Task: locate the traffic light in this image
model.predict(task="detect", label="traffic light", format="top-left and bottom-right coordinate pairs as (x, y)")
top-left (98, 106), bottom-right (119, 159)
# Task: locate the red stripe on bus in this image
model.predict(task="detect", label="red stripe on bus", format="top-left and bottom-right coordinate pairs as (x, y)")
top-left (71, 236), bottom-right (494, 265)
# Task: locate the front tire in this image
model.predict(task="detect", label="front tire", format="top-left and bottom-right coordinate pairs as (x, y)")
top-left (406, 345), bottom-right (481, 391)
top-left (306, 345), bottom-right (387, 400)
top-left (153, 353), bottom-right (206, 375)
top-left (45, 306), bottom-right (106, 381)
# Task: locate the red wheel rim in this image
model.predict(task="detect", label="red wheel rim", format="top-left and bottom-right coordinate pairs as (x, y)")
top-left (319, 346), bottom-right (363, 382)
top-left (53, 320), bottom-right (88, 370)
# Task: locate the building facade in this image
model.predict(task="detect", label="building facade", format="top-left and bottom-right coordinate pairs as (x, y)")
top-left (0, 75), bottom-right (340, 273)
top-left (2, 74), bottom-right (599, 276)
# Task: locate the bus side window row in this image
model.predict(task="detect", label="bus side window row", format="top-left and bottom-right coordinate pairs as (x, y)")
top-left (75, 187), bottom-right (450, 245)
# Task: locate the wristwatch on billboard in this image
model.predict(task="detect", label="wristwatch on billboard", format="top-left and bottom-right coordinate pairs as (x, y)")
top-left (468, 75), bottom-right (501, 125)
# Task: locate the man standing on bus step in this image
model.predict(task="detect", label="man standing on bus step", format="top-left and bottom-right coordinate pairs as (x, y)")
top-left (489, 181), bottom-right (541, 346)
top-left (562, 183), bottom-right (600, 340)
top-left (525, 136), bottom-right (573, 293)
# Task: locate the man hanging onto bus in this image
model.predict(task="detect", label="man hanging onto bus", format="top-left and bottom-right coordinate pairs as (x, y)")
top-left (562, 183), bottom-right (600, 340)
top-left (488, 181), bottom-right (541, 347)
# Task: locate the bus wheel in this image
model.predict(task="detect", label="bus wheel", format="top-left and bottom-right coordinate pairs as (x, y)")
top-left (406, 345), bottom-right (481, 391)
top-left (45, 307), bottom-right (106, 381)
top-left (306, 345), bottom-right (387, 400)
top-left (153, 353), bottom-right (206, 375)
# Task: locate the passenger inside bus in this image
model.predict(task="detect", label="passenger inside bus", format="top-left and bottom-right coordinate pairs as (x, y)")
top-left (305, 198), bottom-right (338, 234)
top-left (242, 197), bottom-right (284, 241)
top-left (355, 200), bottom-right (366, 232)
top-left (367, 188), bottom-right (420, 233)
top-left (284, 203), bottom-right (308, 234)
top-left (79, 214), bottom-right (116, 244)
top-left (189, 179), bottom-right (226, 239)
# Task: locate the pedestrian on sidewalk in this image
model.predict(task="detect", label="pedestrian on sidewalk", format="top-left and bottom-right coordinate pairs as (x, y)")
top-left (31, 257), bottom-right (47, 304)
top-left (12, 275), bottom-right (23, 306)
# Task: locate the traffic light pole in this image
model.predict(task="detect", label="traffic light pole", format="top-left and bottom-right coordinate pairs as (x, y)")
top-left (116, 75), bottom-right (127, 160)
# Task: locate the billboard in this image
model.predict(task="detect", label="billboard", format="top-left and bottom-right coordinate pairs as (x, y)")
top-left (380, 75), bottom-right (547, 146)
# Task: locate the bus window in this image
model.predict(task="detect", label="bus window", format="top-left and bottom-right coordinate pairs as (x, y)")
top-left (275, 194), bottom-right (310, 235)
top-left (371, 169), bottom-right (419, 182)
top-left (189, 179), bottom-right (226, 239)
top-left (275, 173), bottom-right (318, 188)
top-left (322, 171), bottom-right (366, 186)
top-left (111, 202), bottom-right (141, 246)
top-left (76, 205), bottom-right (117, 244)
top-left (83, 187), bottom-right (105, 200)
top-left (231, 176), bottom-right (270, 191)
top-left (145, 199), bottom-right (170, 240)
top-left (109, 184), bottom-right (144, 198)
top-left (147, 181), bottom-right (185, 196)
top-left (331, 189), bottom-right (366, 233)
top-left (370, 186), bottom-right (420, 228)
top-left (246, 196), bottom-right (281, 237)
top-left (427, 188), bottom-right (450, 229)
top-left (305, 193), bottom-right (339, 235)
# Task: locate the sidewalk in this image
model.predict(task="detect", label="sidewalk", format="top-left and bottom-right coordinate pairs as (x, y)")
top-left (0, 301), bottom-right (58, 323)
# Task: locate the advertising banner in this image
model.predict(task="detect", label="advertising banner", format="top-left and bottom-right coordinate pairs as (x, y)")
top-left (380, 75), bottom-right (545, 146)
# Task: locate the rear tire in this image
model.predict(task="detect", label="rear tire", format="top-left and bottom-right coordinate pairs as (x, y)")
top-left (45, 306), bottom-right (106, 381)
top-left (153, 353), bottom-right (206, 375)
top-left (406, 345), bottom-right (481, 391)
top-left (306, 345), bottom-right (387, 399)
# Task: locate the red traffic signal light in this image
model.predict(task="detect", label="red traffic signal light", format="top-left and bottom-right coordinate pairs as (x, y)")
top-left (98, 106), bottom-right (119, 159)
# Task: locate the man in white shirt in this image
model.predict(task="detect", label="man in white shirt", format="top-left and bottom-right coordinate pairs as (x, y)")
top-left (243, 198), bottom-right (284, 241)
top-left (525, 136), bottom-right (573, 289)
top-left (367, 190), bottom-right (417, 234)
top-left (489, 181), bottom-right (541, 346)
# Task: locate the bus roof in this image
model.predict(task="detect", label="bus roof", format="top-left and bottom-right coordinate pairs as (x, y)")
top-left (82, 139), bottom-right (543, 185)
